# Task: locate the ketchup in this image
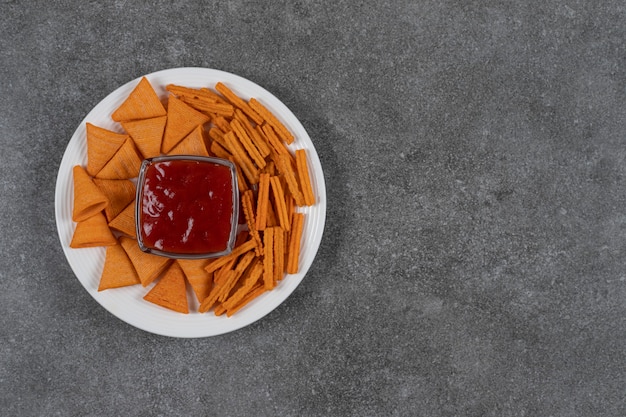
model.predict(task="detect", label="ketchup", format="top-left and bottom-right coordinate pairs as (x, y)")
top-left (138, 158), bottom-right (235, 255)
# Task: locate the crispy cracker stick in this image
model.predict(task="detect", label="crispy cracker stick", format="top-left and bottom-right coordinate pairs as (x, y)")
top-left (249, 98), bottom-right (294, 144)
top-left (167, 85), bottom-right (230, 113)
top-left (230, 119), bottom-right (266, 169)
top-left (199, 270), bottom-right (236, 313)
top-left (213, 256), bottom-right (238, 286)
top-left (285, 192), bottom-right (295, 233)
top-left (262, 123), bottom-right (297, 171)
top-left (203, 258), bottom-right (218, 274)
top-left (215, 82), bottom-right (263, 125)
top-left (229, 157), bottom-right (249, 193)
top-left (266, 199), bottom-right (278, 227)
top-left (263, 227), bottom-right (275, 290)
top-left (242, 190), bottom-right (262, 255)
top-left (270, 176), bottom-right (290, 231)
top-left (261, 124), bottom-right (290, 158)
top-left (213, 255), bottom-right (243, 286)
top-left (208, 127), bottom-right (228, 149)
top-left (200, 87), bottom-right (229, 103)
top-left (276, 154), bottom-right (304, 206)
top-left (213, 304), bottom-right (227, 316)
top-left (222, 259), bottom-right (263, 310)
top-left (226, 283), bottom-right (267, 317)
top-left (215, 258), bottom-right (246, 303)
top-left (219, 260), bottom-right (253, 305)
top-left (295, 149), bottom-right (315, 206)
top-left (273, 227), bottom-right (285, 284)
top-left (218, 251), bottom-right (256, 302)
top-left (179, 95), bottom-right (234, 117)
top-left (204, 239), bottom-right (256, 274)
top-left (255, 173), bottom-right (271, 230)
top-left (283, 227), bottom-right (290, 273)
top-left (209, 128), bottom-right (235, 158)
top-left (224, 131), bottom-right (259, 184)
top-left (212, 115), bottom-right (232, 134)
top-left (210, 140), bottom-right (233, 161)
top-left (286, 213), bottom-right (305, 274)
top-left (166, 84), bottom-right (220, 102)
top-left (203, 258), bottom-right (236, 310)
top-left (235, 109), bottom-right (271, 157)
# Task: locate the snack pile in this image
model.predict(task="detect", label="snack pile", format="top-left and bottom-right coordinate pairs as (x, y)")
top-left (69, 77), bottom-right (314, 316)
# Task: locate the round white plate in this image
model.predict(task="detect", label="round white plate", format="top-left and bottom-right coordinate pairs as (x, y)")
top-left (55, 67), bottom-right (326, 338)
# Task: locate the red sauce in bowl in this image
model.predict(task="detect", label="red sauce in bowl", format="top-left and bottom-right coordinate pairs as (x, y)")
top-left (136, 156), bottom-right (238, 258)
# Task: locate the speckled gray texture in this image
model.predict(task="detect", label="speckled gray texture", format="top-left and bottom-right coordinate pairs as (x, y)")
top-left (1, 1), bottom-right (625, 416)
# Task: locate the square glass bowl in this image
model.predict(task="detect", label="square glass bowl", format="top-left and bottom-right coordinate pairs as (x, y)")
top-left (135, 155), bottom-right (239, 259)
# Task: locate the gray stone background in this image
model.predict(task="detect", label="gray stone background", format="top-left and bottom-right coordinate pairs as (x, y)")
top-left (2, 1), bottom-right (625, 416)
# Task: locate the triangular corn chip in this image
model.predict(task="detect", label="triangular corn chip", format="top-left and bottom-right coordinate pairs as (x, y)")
top-left (108, 200), bottom-right (136, 237)
top-left (168, 125), bottom-right (209, 156)
top-left (119, 236), bottom-right (172, 287)
top-left (98, 242), bottom-right (141, 291)
top-left (72, 165), bottom-right (108, 222)
top-left (143, 262), bottom-right (189, 314)
top-left (85, 123), bottom-right (128, 177)
top-left (161, 96), bottom-right (210, 153)
top-left (177, 259), bottom-right (213, 302)
top-left (111, 77), bottom-right (166, 122)
top-left (70, 212), bottom-right (117, 248)
top-left (93, 178), bottom-right (136, 222)
top-left (121, 115), bottom-right (166, 159)
top-left (95, 137), bottom-right (142, 179)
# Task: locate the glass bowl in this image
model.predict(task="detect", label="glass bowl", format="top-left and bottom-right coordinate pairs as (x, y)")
top-left (135, 155), bottom-right (239, 259)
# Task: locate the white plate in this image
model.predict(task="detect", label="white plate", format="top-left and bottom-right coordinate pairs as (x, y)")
top-left (55, 68), bottom-right (326, 338)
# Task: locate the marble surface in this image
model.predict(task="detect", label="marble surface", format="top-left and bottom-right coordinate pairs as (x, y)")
top-left (2, 1), bottom-right (625, 416)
